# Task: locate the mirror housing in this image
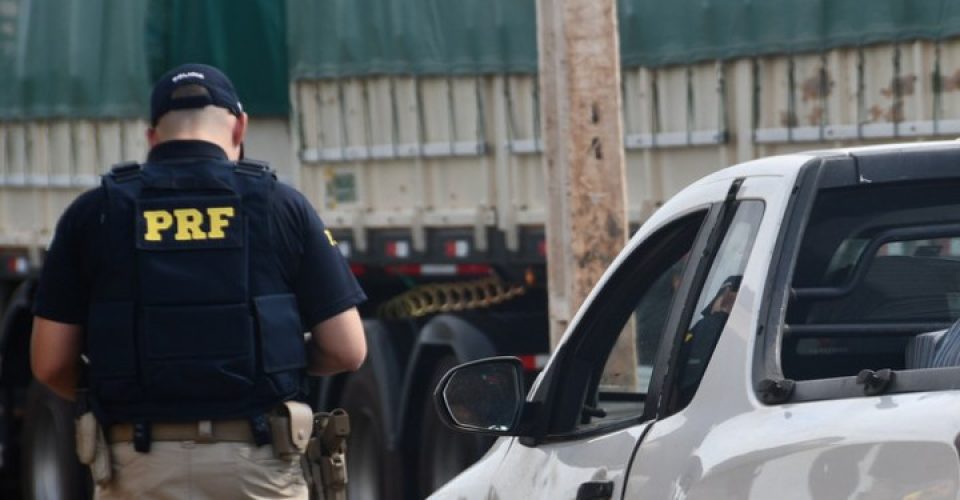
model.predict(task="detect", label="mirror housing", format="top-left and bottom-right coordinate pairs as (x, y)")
top-left (433, 356), bottom-right (526, 436)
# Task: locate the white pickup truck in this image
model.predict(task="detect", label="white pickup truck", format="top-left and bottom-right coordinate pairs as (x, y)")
top-left (430, 141), bottom-right (960, 500)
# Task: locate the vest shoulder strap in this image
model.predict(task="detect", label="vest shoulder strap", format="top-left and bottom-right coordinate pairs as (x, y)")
top-left (235, 159), bottom-right (276, 179)
top-left (107, 161), bottom-right (142, 183)
top-left (109, 161), bottom-right (142, 182)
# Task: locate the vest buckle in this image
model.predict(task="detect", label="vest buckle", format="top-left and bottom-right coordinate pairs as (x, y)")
top-left (133, 422), bottom-right (151, 453)
top-left (249, 414), bottom-right (272, 446)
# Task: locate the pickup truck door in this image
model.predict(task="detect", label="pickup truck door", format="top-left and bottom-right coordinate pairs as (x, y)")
top-left (622, 166), bottom-right (960, 499)
top-left (620, 175), bottom-right (794, 499)
top-left (477, 179), bottom-right (763, 499)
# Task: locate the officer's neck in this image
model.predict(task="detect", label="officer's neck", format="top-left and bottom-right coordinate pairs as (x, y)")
top-left (149, 134), bottom-right (239, 161)
top-left (147, 140), bottom-right (231, 163)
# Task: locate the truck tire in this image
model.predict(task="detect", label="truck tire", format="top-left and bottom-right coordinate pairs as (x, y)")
top-left (339, 364), bottom-right (400, 500)
top-left (417, 355), bottom-right (492, 498)
top-left (21, 381), bottom-right (91, 500)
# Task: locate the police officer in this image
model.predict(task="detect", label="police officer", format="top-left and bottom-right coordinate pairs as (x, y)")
top-left (30, 63), bottom-right (367, 499)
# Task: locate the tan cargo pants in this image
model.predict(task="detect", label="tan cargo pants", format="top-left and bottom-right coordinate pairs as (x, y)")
top-left (95, 441), bottom-right (308, 500)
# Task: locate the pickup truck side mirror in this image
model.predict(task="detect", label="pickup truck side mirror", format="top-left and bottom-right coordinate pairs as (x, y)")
top-left (433, 357), bottom-right (526, 436)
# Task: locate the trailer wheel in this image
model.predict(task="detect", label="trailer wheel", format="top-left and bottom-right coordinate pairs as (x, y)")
top-left (339, 364), bottom-right (400, 500)
top-left (418, 355), bottom-right (492, 498)
top-left (21, 381), bottom-right (91, 500)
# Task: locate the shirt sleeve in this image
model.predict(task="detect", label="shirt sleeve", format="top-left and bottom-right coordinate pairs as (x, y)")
top-left (282, 187), bottom-right (366, 329)
top-left (33, 189), bottom-right (102, 324)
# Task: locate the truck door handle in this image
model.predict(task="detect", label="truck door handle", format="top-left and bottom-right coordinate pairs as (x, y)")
top-left (576, 480), bottom-right (614, 500)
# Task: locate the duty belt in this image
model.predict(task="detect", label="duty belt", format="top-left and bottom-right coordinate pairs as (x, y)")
top-left (109, 419), bottom-right (254, 444)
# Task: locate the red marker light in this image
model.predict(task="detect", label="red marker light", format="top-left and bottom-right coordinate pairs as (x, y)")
top-left (444, 240), bottom-right (471, 258)
top-left (456, 264), bottom-right (492, 276)
top-left (385, 264), bottom-right (421, 276)
top-left (386, 241), bottom-right (411, 258)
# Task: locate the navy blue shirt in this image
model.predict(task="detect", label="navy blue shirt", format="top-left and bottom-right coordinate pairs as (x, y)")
top-left (34, 140), bottom-right (366, 329)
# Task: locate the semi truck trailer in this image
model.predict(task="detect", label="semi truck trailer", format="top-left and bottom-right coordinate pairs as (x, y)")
top-left (3, 0), bottom-right (960, 498)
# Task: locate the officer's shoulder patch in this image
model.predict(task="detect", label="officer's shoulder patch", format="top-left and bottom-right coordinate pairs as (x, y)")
top-left (136, 196), bottom-right (243, 251)
top-left (324, 230), bottom-right (337, 246)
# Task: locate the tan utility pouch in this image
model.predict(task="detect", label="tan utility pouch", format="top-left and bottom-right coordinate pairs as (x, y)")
top-left (270, 401), bottom-right (313, 459)
top-left (307, 409), bottom-right (350, 498)
top-left (76, 412), bottom-right (97, 464)
top-left (75, 412), bottom-right (112, 486)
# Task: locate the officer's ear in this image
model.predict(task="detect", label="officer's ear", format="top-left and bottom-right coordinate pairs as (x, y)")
top-left (232, 112), bottom-right (248, 148)
top-left (146, 127), bottom-right (160, 149)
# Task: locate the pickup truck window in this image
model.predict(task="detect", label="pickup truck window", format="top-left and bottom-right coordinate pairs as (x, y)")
top-left (671, 201), bottom-right (764, 411)
top-left (784, 179), bottom-right (960, 381)
top-left (588, 249), bottom-right (690, 427)
top-left (559, 210), bottom-right (708, 433)
top-left (583, 200), bottom-right (764, 427)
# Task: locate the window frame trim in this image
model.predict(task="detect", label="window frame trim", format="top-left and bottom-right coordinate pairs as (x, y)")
top-left (659, 196), bottom-right (767, 417)
top-left (755, 157), bottom-right (825, 390)
top-left (525, 179), bottom-right (757, 444)
top-left (649, 180), bottom-right (761, 419)
top-left (756, 153), bottom-right (960, 405)
top-left (524, 205), bottom-right (719, 444)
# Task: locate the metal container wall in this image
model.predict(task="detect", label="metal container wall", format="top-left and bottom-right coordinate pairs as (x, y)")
top-left (0, 120), bottom-right (145, 251)
top-left (294, 39), bottom-right (960, 253)
top-left (5, 39), bottom-right (960, 256)
top-left (0, 119), bottom-right (293, 256)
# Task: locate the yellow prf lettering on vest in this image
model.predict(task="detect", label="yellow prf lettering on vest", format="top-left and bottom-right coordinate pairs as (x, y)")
top-left (143, 211), bottom-right (174, 242)
top-left (174, 209), bottom-right (206, 241)
top-left (207, 207), bottom-right (235, 239)
top-left (142, 206), bottom-right (236, 242)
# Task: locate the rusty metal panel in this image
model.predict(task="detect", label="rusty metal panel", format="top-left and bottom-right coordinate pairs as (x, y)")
top-left (938, 39), bottom-right (960, 125)
top-left (755, 40), bottom-right (960, 144)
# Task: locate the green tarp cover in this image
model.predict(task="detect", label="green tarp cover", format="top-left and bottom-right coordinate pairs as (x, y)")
top-left (619, 0), bottom-right (960, 68)
top-left (146, 0), bottom-right (289, 116)
top-left (290, 0), bottom-right (960, 79)
top-left (0, 0), bottom-right (287, 119)
top-left (5, 0), bottom-right (960, 118)
top-left (287, 0), bottom-right (538, 78)
top-left (0, 0), bottom-right (150, 119)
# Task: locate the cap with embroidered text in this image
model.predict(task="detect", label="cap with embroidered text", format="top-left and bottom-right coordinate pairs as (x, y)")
top-left (150, 63), bottom-right (243, 126)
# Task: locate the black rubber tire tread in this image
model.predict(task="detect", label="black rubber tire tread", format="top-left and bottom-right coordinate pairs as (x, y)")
top-left (339, 364), bottom-right (403, 500)
top-left (417, 355), bottom-right (492, 498)
top-left (20, 381), bottom-right (91, 500)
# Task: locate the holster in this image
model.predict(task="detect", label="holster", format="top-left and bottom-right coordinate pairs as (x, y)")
top-left (305, 409), bottom-right (350, 500)
top-left (269, 401), bottom-right (314, 459)
top-left (75, 411), bottom-right (112, 486)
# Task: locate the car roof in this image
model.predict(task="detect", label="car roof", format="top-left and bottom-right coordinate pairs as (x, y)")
top-left (692, 140), bottom-right (960, 186)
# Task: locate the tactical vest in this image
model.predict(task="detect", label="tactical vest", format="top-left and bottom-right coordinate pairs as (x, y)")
top-left (86, 159), bottom-right (306, 424)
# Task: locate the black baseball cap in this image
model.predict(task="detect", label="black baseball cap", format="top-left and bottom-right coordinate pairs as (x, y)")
top-left (150, 63), bottom-right (244, 126)
top-left (721, 275), bottom-right (743, 291)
